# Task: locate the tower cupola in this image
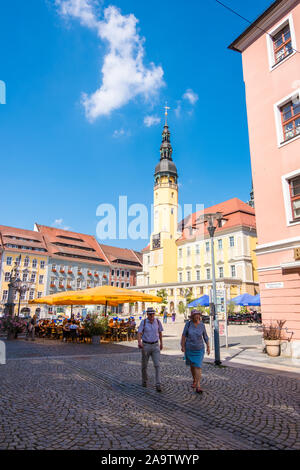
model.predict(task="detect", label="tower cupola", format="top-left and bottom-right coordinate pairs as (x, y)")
top-left (154, 121), bottom-right (178, 184)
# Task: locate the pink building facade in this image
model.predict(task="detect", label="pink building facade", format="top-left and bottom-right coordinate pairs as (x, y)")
top-left (229, 0), bottom-right (300, 357)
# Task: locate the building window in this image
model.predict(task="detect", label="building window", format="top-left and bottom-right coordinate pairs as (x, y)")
top-left (126, 283), bottom-right (130, 288)
top-left (6, 257), bottom-right (12, 266)
top-left (187, 271), bottom-right (191, 282)
top-left (20, 291), bottom-right (26, 301)
top-left (29, 289), bottom-right (35, 300)
top-left (231, 265), bottom-right (236, 277)
top-left (195, 245), bottom-right (200, 255)
top-left (218, 239), bottom-right (222, 250)
top-left (266, 15), bottom-right (297, 70)
top-left (205, 242), bottom-right (210, 252)
top-left (40, 260), bottom-right (45, 269)
top-left (23, 273), bottom-right (28, 282)
top-left (289, 176), bottom-right (300, 220)
top-left (39, 275), bottom-right (44, 284)
top-left (273, 24), bottom-right (293, 64)
top-left (4, 272), bottom-right (10, 282)
top-left (178, 248), bottom-right (182, 258)
top-left (111, 282), bottom-right (114, 286)
top-left (206, 269), bottom-right (211, 280)
top-left (2, 290), bottom-right (8, 301)
top-left (187, 247), bottom-right (191, 257)
top-left (116, 282), bottom-right (119, 287)
top-left (280, 100), bottom-right (300, 142)
top-left (24, 257), bottom-right (29, 267)
top-left (121, 271), bottom-right (124, 277)
top-left (31, 273), bottom-right (36, 283)
top-left (196, 270), bottom-right (200, 281)
top-left (219, 267), bottom-right (224, 278)
top-left (229, 236), bottom-right (235, 247)
top-left (179, 272), bottom-right (183, 283)
top-left (37, 292), bottom-right (42, 298)
top-left (32, 259), bottom-right (37, 268)
top-left (111, 269), bottom-right (114, 276)
top-left (121, 282), bottom-right (124, 288)
top-left (117, 270), bottom-right (120, 277)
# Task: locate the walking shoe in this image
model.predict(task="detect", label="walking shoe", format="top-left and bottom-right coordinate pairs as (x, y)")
top-left (156, 385), bottom-right (162, 392)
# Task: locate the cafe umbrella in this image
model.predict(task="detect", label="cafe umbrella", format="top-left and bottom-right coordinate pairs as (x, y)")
top-left (29, 285), bottom-right (162, 314)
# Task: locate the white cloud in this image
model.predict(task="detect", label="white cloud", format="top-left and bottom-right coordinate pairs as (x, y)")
top-left (174, 101), bottom-right (181, 118)
top-left (113, 128), bottom-right (125, 138)
top-left (144, 115), bottom-right (160, 127)
top-left (52, 218), bottom-right (63, 226)
top-left (55, 1), bottom-right (164, 121)
top-left (51, 218), bottom-right (71, 230)
top-left (183, 88), bottom-right (198, 105)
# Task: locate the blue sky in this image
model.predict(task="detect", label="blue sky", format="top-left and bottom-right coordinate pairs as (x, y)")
top-left (0, 0), bottom-right (273, 250)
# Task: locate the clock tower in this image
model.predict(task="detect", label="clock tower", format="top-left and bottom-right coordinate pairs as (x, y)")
top-left (149, 110), bottom-right (180, 285)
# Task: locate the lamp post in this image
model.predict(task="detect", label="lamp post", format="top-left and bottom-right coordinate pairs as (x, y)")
top-left (3, 261), bottom-right (20, 317)
top-left (202, 212), bottom-right (223, 366)
top-left (4, 259), bottom-right (34, 318)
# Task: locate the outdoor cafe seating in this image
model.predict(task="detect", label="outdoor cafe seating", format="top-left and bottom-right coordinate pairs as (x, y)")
top-left (35, 320), bottom-right (137, 343)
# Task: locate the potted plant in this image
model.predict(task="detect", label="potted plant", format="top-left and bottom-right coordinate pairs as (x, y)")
top-left (262, 320), bottom-right (286, 357)
top-left (82, 314), bottom-right (108, 344)
top-left (0, 316), bottom-right (27, 340)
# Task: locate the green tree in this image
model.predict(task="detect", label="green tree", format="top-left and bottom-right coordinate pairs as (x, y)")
top-left (157, 289), bottom-right (168, 313)
top-left (178, 288), bottom-right (194, 320)
top-left (227, 301), bottom-right (236, 315)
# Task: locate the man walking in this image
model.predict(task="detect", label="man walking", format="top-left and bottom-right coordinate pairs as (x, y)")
top-left (137, 307), bottom-right (163, 392)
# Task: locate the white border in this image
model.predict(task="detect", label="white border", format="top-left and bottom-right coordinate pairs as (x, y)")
top-left (274, 88), bottom-right (300, 148)
top-left (266, 13), bottom-right (297, 71)
top-left (282, 168), bottom-right (300, 226)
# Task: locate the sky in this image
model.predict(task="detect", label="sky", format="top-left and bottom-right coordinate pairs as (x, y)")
top-left (0, 0), bottom-right (274, 250)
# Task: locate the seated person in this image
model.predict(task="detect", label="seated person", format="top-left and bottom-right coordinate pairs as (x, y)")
top-left (69, 320), bottom-right (79, 341)
top-left (63, 320), bottom-right (71, 342)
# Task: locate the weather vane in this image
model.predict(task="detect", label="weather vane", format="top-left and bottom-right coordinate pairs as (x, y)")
top-left (164, 102), bottom-right (170, 125)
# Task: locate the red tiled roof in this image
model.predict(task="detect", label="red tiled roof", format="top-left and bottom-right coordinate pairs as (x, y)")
top-left (35, 224), bottom-right (109, 266)
top-left (0, 225), bottom-right (48, 254)
top-left (177, 198), bottom-right (256, 243)
top-left (99, 244), bottom-right (142, 270)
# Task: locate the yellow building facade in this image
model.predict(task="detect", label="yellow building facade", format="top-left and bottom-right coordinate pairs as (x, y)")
top-left (0, 226), bottom-right (48, 316)
top-left (133, 122), bottom-right (259, 314)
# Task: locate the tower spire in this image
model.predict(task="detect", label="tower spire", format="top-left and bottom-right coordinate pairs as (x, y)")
top-left (164, 102), bottom-right (170, 126)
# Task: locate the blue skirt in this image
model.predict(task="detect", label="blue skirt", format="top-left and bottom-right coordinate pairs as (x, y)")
top-left (184, 348), bottom-right (205, 368)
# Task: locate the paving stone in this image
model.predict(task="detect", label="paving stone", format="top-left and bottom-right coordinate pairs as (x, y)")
top-left (0, 338), bottom-right (299, 450)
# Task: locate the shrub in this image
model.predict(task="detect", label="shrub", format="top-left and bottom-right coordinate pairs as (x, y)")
top-left (82, 314), bottom-right (108, 336)
top-left (262, 320), bottom-right (286, 340)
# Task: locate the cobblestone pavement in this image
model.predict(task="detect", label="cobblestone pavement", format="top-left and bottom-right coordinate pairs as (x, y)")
top-left (0, 339), bottom-right (299, 450)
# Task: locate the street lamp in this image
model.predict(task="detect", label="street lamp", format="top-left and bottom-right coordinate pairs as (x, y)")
top-left (4, 259), bottom-right (33, 318)
top-left (199, 212), bottom-right (223, 366)
top-left (4, 261), bottom-right (20, 317)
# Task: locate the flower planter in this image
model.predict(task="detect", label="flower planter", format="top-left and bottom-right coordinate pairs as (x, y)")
top-left (265, 339), bottom-right (281, 357)
top-left (91, 335), bottom-right (100, 344)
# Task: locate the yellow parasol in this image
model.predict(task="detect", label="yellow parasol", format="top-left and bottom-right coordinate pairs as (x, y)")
top-left (29, 285), bottom-right (162, 311)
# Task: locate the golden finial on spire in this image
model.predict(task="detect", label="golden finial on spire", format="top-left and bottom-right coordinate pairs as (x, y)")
top-left (164, 102), bottom-right (170, 125)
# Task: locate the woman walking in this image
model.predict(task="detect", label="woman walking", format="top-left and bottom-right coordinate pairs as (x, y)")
top-left (181, 310), bottom-right (210, 394)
